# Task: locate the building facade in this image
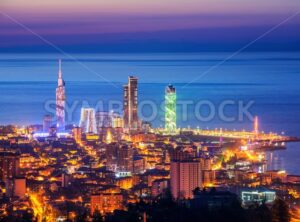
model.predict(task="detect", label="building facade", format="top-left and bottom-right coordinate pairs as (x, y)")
top-left (72, 127), bottom-right (82, 144)
top-left (106, 144), bottom-right (133, 173)
top-left (117, 145), bottom-right (133, 172)
top-left (79, 108), bottom-right (97, 134)
top-left (170, 160), bottom-right (202, 199)
top-left (96, 111), bottom-right (112, 128)
top-left (111, 113), bottom-right (124, 128)
top-left (43, 114), bottom-right (53, 132)
top-left (0, 151), bottom-right (20, 181)
top-left (91, 187), bottom-right (123, 214)
top-left (13, 177), bottom-right (26, 197)
top-left (241, 188), bottom-right (276, 206)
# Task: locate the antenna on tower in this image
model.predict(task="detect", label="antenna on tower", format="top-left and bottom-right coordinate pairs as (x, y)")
top-left (58, 59), bottom-right (62, 78)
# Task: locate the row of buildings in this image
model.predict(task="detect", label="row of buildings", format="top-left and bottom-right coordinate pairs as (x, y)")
top-left (45, 61), bottom-right (178, 135)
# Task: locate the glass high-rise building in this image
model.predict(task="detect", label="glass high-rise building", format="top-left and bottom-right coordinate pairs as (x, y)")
top-left (123, 76), bottom-right (138, 130)
top-left (165, 85), bottom-right (176, 133)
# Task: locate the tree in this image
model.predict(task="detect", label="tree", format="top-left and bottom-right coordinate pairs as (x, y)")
top-left (75, 211), bottom-right (88, 222)
top-left (255, 203), bottom-right (272, 222)
top-left (21, 210), bottom-right (34, 222)
top-left (92, 209), bottom-right (104, 222)
top-left (271, 198), bottom-right (290, 222)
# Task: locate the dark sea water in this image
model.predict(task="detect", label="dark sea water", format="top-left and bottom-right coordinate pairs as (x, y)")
top-left (0, 52), bottom-right (299, 174)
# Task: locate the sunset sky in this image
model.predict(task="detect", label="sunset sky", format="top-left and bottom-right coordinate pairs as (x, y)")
top-left (1, 0), bottom-right (300, 52)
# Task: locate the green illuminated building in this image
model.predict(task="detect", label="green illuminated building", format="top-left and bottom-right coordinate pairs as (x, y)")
top-left (165, 85), bottom-right (176, 133)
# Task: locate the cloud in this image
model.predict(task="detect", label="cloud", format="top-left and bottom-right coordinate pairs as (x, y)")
top-left (1, 3), bottom-right (300, 52)
top-left (2, 0), bottom-right (300, 15)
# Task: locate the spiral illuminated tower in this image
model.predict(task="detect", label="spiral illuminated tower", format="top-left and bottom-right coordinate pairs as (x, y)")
top-left (56, 59), bottom-right (65, 131)
top-left (165, 85), bottom-right (176, 134)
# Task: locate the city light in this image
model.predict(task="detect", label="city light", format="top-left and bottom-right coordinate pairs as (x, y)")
top-left (1, 3), bottom-right (299, 220)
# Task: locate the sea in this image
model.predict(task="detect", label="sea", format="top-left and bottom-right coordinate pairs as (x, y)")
top-left (0, 52), bottom-right (299, 174)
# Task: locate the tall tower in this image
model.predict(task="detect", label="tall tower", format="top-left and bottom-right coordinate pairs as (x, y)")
top-left (165, 85), bottom-right (176, 134)
top-left (79, 108), bottom-right (97, 134)
top-left (123, 76), bottom-right (138, 130)
top-left (56, 59), bottom-right (66, 131)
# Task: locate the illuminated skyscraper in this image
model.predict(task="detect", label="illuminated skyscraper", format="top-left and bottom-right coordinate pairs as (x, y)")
top-left (165, 85), bottom-right (176, 133)
top-left (123, 76), bottom-right (138, 130)
top-left (79, 108), bottom-right (97, 134)
top-left (56, 59), bottom-right (66, 131)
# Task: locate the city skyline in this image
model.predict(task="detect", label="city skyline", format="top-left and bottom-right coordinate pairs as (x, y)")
top-left (1, 1), bottom-right (300, 221)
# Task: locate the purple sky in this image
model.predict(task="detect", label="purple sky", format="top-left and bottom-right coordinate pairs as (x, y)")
top-left (1, 0), bottom-right (300, 52)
